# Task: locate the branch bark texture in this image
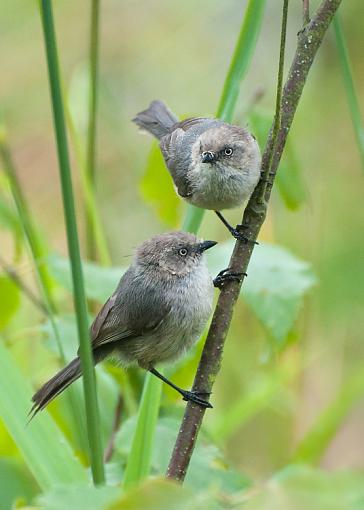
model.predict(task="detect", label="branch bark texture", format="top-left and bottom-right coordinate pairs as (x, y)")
top-left (166, 0), bottom-right (343, 482)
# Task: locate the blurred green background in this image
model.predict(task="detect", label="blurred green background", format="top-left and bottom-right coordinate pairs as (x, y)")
top-left (1, 0), bottom-right (364, 508)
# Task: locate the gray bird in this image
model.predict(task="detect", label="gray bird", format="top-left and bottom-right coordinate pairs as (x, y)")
top-left (31, 232), bottom-right (217, 416)
top-left (133, 100), bottom-right (261, 239)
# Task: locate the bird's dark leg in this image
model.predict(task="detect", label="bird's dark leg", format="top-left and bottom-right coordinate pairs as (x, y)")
top-left (214, 211), bottom-right (258, 245)
top-left (213, 268), bottom-right (247, 289)
top-left (149, 367), bottom-right (212, 409)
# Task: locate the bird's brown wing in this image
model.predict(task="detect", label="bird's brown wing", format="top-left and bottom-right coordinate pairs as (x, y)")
top-left (89, 269), bottom-right (171, 350)
top-left (90, 292), bottom-right (119, 341)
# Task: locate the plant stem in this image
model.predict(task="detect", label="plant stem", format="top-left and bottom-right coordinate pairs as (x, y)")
top-left (333, 13), bottom-right (364, 173)
top-left (0, 130), bottom-right (56, 313)
top-left (0, 254), bottom-right (48, 315)
top-left (39, 0), bottom-right (104, 485)
top-left (217, 0), bottom-right (266, 122)
top-left (303, 0), bottom-right (310, 25)
top-left (125, 0), bottom-right (268, 487)
top-left (85, 0), bottom-right (101, 261)
top-left (123, 372), bottom-right (162, 489)
top-left (65, 95), bottom-right (111, 266)
top-left (0, 126), bottom-right (88, 455)
top-left (259, 0), bottom-right (289, 201)
top-left (166, 0), bottom-right (342, 482)
top-left (183, 0), bottom-right (267, 233)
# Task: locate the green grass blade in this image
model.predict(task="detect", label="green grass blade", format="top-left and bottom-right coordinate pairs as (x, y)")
top-left (183, 0), bottom-right (266, 233)
top-left (39, 0), bottom-right (104, 484)
top-left (0, 128), bottom-right (57, 313)
top-left (123, 373), bottom-right (162, 489)
top-left (292, 367), bottom-right (364, 464)
top-left (0, 340), bottom-right (87, 490)
top-left (85, 0), bottom-right (101, 261)
top-left (333, 14), bottom-right (364, 172)
top-left (125, 0), bottom-right (266, 487)
top-left (217, 0), bottom-right (266, 123)
top-left (65, 94), bottom-right (111, 266)
top-left (0, 126), bottom-right (88, 457)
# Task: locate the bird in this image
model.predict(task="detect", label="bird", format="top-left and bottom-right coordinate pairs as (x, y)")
top-left (133, 100), bottom-right (261, 240)
top-left (30, 232), bottom-right (217, 417)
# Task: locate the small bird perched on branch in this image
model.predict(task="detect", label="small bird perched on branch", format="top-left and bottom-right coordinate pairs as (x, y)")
top-left (133, 100), bottom-right (261, 240)
top-left (30, 232), bottom-right (217, 417)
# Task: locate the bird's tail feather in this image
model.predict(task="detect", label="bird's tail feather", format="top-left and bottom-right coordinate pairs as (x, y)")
top-left (133, 100), bottom-right (178, 139)
top-left (30, 357), bottom-right (82, 418)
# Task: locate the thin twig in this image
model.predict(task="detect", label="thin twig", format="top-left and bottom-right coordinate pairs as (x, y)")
top-left (303, 0), bottom-right (310, 25)
top-left (259, 0), bottom-right (289, 201)
top-left (166, 0), bottom-right (343, 482)
top-left (104, 395), bottom-right (123, 463)
top-left (0, 254), bottom-right (48, 315)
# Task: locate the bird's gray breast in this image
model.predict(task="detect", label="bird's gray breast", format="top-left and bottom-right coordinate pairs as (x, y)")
top-left (128, 263), bottom-right (213, 367)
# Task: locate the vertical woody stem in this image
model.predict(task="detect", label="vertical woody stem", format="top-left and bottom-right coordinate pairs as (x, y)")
top-left (166, 0), bottom-right (343, 482)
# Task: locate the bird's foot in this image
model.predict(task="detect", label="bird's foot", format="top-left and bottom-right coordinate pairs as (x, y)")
top-left (230, 226), bottom-right (258, 245)
top-left (181, 389), bottom-right (212, 408)
top-left (213, 268), bottom-right (246, 289)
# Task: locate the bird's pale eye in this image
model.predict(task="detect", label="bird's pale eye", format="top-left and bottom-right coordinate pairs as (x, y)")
top-left (224, 147), bottom-right (233, 156)
top-left (179, 248), bottom-right (188, 257)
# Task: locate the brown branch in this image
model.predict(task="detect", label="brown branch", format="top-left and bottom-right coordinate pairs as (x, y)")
top-left (303, 0), bottom-right (310, 26)
top-left (166, 0), bottom-right (343, 482)
top-left (103, 395), bottom-right (123, 463)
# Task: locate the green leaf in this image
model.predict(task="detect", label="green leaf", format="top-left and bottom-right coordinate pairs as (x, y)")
top-left (117, 416), bottom-right (250, 494)
top-left (243, 465), bottom-right (364, 510)
top-left (108, 478), bottom-right (216, 510)
top-left (39, 484), bottom-right (120, 510)
top-left (249, 109), bottom-right (307, 210)
top-left (207, 242), bottom-right (317, 346)
top-left (140, 142), bottom-right (181, 227)
top-left (0, 275), bottom-right (20, 330)
top-left (48, 254), bottom-right (123, 303)
top-left (0, 458), bottom-right (37, 510)
top-left (39, 479), bottom-right (215, 510)
top-left (0, 341), bottom-right (87, 490)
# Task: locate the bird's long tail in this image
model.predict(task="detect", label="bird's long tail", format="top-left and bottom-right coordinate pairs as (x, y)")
top-left (132, 100), bottom-right (178, 139)
top-left (30, 357), bottom-right (82, 418)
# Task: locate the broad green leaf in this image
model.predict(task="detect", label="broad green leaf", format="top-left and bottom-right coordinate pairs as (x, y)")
top-left (39, 484), bottom-right (120, 510)
top-left (40, 479), bottom-right (215, 510)
top-left (0, 341), bottom-right (87, 490)
top-left (0, 458), bottom-right (37, 510)
top-left (47, 254), bottom-right (123, 303)
top-left (140, 142), bottom-right (181, 227)
top-left (207, 242), bottom-right (317, 346)
top-left (108, 478), bottom-right (216, 510)
top-left (243, 465), bottom-right (364, 510)
top-left (0, 275), bottom-right (20, 330)
top-left (249, 109), bottom-right (307, 210)
top-left (117, 416), bottom-right (250, 494)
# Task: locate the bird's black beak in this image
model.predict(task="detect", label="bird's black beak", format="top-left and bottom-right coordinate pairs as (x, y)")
top-left (198, 240), bottom-right (218, 253)
top-left (201, 151), bottom-right (216, 164)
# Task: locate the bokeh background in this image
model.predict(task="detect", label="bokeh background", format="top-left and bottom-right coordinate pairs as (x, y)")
top-left (1, 0), bottom-right (364, 508)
